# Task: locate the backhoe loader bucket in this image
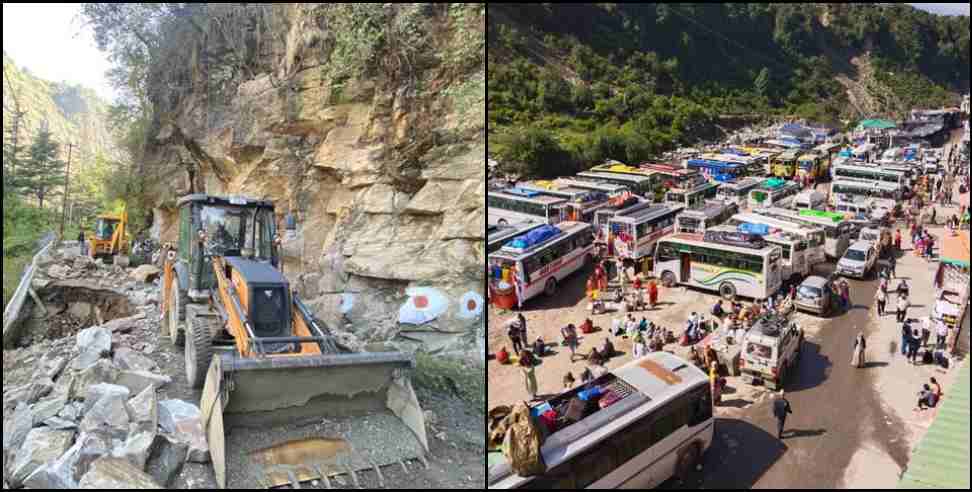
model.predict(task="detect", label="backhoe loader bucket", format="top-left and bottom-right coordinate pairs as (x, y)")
top-left (201, 351), bottom-right (429, 489)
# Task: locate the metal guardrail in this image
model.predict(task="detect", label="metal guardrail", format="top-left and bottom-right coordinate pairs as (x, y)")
top-left (3, 232), bottom-right (57, 347)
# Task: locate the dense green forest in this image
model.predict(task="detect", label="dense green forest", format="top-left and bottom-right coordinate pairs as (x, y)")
top-left (487, 3), bottom-right (970, 178)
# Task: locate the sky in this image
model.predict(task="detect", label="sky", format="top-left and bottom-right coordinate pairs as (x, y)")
top-left (1, 3), bottom-right (968, 106)
top-left (2, 3), bottom-right (117, 102)
top-left (908, 3), bottom-right (972, 16)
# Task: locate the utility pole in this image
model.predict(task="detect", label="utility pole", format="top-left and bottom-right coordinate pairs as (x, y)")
top-left (59, 142), bottom-right (74, 239)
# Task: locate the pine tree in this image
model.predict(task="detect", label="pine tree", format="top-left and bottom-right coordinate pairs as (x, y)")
top-left (17, 122), bottom-right (65, 209)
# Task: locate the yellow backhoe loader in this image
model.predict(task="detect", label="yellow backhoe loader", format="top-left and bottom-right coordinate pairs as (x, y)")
top-left (160, 195), bottom-right (428, 488)
top-left (87, 205), bottom-right (131, 266)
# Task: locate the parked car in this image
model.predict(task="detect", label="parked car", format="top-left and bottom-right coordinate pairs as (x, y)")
top-left (836, 241), bottom-right (878, 279)
top-left (740, 314), bottom-right (804, 390)
top-left (794, 275), bottom-right (836, 316)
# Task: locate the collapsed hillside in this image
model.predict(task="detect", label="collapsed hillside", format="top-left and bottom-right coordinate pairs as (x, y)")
top-left (133, 4), bottom-right (486, 358)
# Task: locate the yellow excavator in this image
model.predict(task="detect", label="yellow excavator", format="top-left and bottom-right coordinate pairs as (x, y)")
top-left (160, 194), bottom-right (428, 489)
top-left (87, 206), bottom-right (131, 266)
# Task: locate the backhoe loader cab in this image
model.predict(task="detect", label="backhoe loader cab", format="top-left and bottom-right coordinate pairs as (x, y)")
top-left (161, 194), bottom-right (428, 489)
top-left (88, 208), bottom-right (131, 264)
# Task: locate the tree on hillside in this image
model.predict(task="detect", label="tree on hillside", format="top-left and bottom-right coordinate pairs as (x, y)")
top-left (15, 123), bottom-right (65, 209)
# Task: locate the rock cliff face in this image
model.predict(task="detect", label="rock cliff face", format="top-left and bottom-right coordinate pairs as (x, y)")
top-left (142, 4), bottom-right (485, 357)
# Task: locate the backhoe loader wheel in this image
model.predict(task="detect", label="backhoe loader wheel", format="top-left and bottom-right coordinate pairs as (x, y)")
top-left (185, 308), bottom-right (213, 390)
top-left (168, 281), bottom-right (187, 348)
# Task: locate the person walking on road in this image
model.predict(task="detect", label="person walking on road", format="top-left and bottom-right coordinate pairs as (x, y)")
top-left (936, 318), bottom-right (949, 350)
top-left (875, 289), bottom-right (887, 317)
top-left (907, 328), bottom-right (922, 364)
top-left (517, 313), bottom-right (528, 345)
top-left (888, 254), bottom-right (897, 279)
top-left (839, 280), bottom-right (851, 311)
top-left (773, 391), bottom-right (793, 440)
top-left (851, 332), bottom-right (867, 368)
top-left (896, 294), bottom-right (910, 323)
top-left (901, 321), bottom-right (912, 356)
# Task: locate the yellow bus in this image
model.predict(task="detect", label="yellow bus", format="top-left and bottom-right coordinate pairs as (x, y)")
top-left (771, 150), bottom-right (801, 178)
top-left (796, 153), bottom-right (822, 181)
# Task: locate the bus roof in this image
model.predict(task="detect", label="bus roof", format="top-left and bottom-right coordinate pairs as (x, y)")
top-left (720, 177), bottom-right (766, 190)
top-left (557, 178), bottom-right (629, 193)
top-left (797, 154), bottom-right (819, 161)
top-left (637, 162), bottom-right (696, 176)
top-left (677, 200), bottom-right (736, 220)
top-left (487, 222), bottom-right (543, 246)
top-left (488, 190), bottom-right (567, 205)
top-left (662, 233), bottom-right (781, 256)
top-left (798, 209), bottom-right (844, 222)
top-left (778, 149), bottom-right (802, 160)
top-left (609, 204), bottom-right (684, 224)
top-left (576, 171), bottom-right (653, 184)
top-left (732, 213), bottom-right (823, 233)
top-left (488, 352), bottom-right (708, 487)
top-left (488, 222), bottom-right (591, 261)
top-left (814, 143), bottom-right (840, 153)
top-left (708, 224), bottom-right (802, 244)
top-left (669, 180), bottom-right (719, 193)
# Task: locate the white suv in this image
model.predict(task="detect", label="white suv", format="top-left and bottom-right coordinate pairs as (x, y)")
top-left (740, 315), bottom-right (804, 391)
top-left (837, 241), bottom-right (877, 279)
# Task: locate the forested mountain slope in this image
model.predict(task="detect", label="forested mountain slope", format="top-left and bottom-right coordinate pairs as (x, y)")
top-left (487, 3), bottom-right (970, 177)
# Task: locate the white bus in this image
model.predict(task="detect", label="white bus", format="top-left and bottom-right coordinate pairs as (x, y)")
top-left (831, 163), bottom-right (906, 187)
top-left (488, 352), bottom-right (714, 490)
top-left (707, 224), bottom-right (809, 281)
top-left (592, 196), bottom-right (652, 243)
top-left (609, 204), bottom-right (684, 261)
top-left (576, 171), bottom-right (656, 197)
top-left (726, 212), bottom-right (826, 267)
top-left (487, 222), bottom-right (594, 305)
top-left (747, 179), bottom-right (802, 209)
top-left (653, 233), bottom-right (783, 300)
top-left (674, 200), bottom-right (739, 235)
top-left (488, 189), bottom-right (567, 226)
top-left (830, 178), bottom-right (904, 204)
top-left (715, 177), bottom-right (765, 206)
top-left (665, 180), bottom-right (720, 208)
top-left (755, 207), bottom-right (855, 260)
top-left (488, 222), bottom-right (543, 255)
top-left (515, 182), bottom-right (614, 224)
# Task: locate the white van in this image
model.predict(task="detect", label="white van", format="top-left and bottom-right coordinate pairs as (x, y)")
top-left (793, 190), bottom-right (827, 211)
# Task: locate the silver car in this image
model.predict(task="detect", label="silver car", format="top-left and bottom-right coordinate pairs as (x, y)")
top-left (794, 275), bottom-right (835, 316)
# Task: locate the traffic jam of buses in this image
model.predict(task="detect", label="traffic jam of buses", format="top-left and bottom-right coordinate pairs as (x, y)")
top-left (487, 118), bottom-right (972, 489)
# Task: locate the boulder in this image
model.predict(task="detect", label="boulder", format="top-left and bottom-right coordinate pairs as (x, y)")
top-left (98, 312), bottom-right (147, 334)
top-left (78, 457), bottom-right (163, 489)
top-left (112, 348), bottom-right (159, 373)
top-left (8, 428), bottom-right (75, 487)
top-left (40, 355), bottom-right (69, 381)
top-left (25, 377), bottom-right (55, 404)
top-left (74, 327), bottom-right (112, 370)
top-left (129, 265), bottom-right (161, 284)
top-left (80, 391), bottom-right (130, 441)
top-left (58, 403), bottom-right (81, 422)
top-left (113, 430), bottom-right (156, 470)
top-left (21, 432), bottom-right (109, 489)
top-left (145, 435), bottom-right (188, 488)
top-left (32, 391), bottom-right (69, 426)
top-left (68, 302), bottom-right (94, 320)
top-left (116, 371), bottom-right (171, 396)
top-left (74, 360), bottom-right (120, 396)
top-left (47, 264), bottom-right (72, 280)
top-left (3, 403), bottom-right (34, 455)
top-left (158, 400), bottom-right (210, 463)
top-left (41, 418), bottom-right (78, 431)
top-left (126, 386), bottom-right (158, 434)
top-left (84, 384), bottom-right (131, 413)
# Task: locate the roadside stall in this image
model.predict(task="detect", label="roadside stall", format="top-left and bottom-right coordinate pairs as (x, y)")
top-left (933, 231), bottom-right (970, 355)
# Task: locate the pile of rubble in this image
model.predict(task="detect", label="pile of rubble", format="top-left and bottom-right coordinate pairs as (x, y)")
top-left (2, 322), bottom-right (208, 489)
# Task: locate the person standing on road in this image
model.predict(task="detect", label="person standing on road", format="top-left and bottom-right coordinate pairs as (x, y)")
top-left (851, 332), bottom-right (867, 368)
top-left (840, 280), bottom-right (851, 311)
top-left (875, 289), bottom-right (887, 317)
top-left (936, 318), bottom-right (949, 350)
top-left (907, 328), bottom-right (922, 364)
top-left (508, 319), bottom-right (524, 355)
top-left (773, 391), bottom-right (793, 440)
top-left (519, 351), bottom-right (538, 401)
top-left (888, 254), bottom-right (897, 279)
top-left (901, 321), bottom-right (912, 356)
top-left (648, 279), bottom-right (659, 309)
top-left (894, 229), bottom-right (902, 253)
top-left (517, 313), bottom-right (528, 345)
top-left (897, 279), bottom-right (910, 299)
top-left (920, 317), bottom-right (932, 349)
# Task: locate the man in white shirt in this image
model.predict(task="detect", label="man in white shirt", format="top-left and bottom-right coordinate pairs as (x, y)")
top-left (936, 318), bottom-right (950, 350)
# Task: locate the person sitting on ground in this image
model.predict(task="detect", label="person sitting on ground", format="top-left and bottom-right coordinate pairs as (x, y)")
top-left (712, 300), bottom-right (725, 318)
top-left (496, 346), bottom-right (510, 365)
top-left (601, 338), bottom-right (616, 360)
top-left (533, 337), bottom-right (547, 358)
top-left (688, 346), bottom-right (703, 368)
top-left (561, 324), bottom-right (577, 346)
top-left (930, 377), bottom-right (943, 401)
top-left (563, 371), bottom-right (576, 390)
top-left (916, 384), bottom-right (938, 411)
top-left (580, 367), bottom-right (594, 385)
top-left (588, 347), bottom-right (604, 367)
